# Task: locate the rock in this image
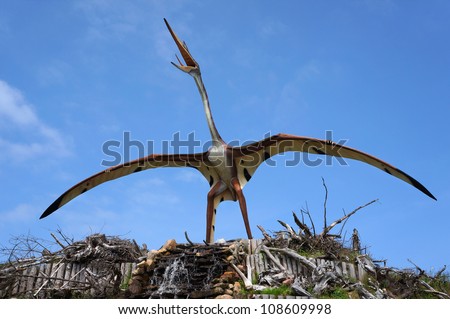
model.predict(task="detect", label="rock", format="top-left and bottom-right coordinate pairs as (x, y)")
top-left (233, 282), bottom-right (241, 295)
top-left (220, 271), bottom-right (238, 283)
top-left (282, 278), bottom-right (294, 285)
top-left (128, 279), bottom-right (143, 295)
top-left (213, 282), bottom-right (229, 289)
top-left (212, 287), bottom-right (224, 295)
top-left (224, 289), bottom-right (233, 295)
top-left (216, 294), bottom-right (233, 299)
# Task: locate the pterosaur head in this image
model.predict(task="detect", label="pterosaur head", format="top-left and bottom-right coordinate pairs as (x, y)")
top-left (164, 18), bottom-right (200, 75)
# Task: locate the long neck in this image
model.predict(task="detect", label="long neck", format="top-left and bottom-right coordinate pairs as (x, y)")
top-left (192, 73), bottom-right (224, 144)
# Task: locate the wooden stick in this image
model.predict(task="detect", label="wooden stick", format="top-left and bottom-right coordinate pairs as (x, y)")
top-left (293, 212), bottom-right (312, 237)
top-left (321, 177), bottom-right (328, 231)
top-left (229, 262), bottom-right (252, 289)
top-left (268, 247), bottom-right (316, 270)
top-left (320, 199), bottom-right (378, 236)
top-left (257, 225), bottom-right (272, 242)
top-left (50, 233), bottom-right (65, 250)
top-left (261, 245), bottom-right (286, 272)
top-left (277, 220), bottom-right (301, 239)
top-left (184, 231), bottom-right (194, 246)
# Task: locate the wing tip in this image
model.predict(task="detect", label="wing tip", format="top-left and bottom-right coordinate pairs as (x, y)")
top-left (39, 195), bottom-right (64, 219)
top-left (396, 168), bottom-right (436, 201)
top-left (419, 186), bottom-right (437, 201)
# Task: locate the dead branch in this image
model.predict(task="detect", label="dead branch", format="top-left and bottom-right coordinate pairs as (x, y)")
top-left (257, 225), bottom-right (272, 242)
top-left (277, 220), bottom-right (302, 240)
top-left (301, 202), bottom-right (316, 236)
top-left (291, 277), bottom-right (313, 297)
top-left (261, 245), bottom-right (286, 272)
top-left (51, 233), bottom-right (66, 250)
top-left (338, 208), bottom-right (351, 236)
top-left (321, 177), bottom-right (328, 231)
top-left (184, 231), bottom-right (194, 246)
top-left (56, 228), bottom-right (73, 246)
top-left (268, 247), bottom-right (316, 270)
top-left (351, 282), bottom-right (376, 299)
top-left (320, 199), bottom-right (378, 236)
top-left (419, 280), bottom-right (450, 299)
top-left (293, 212), bottom-right (312, 237)
top-left (407, 259), bottom-right (426, 276)
top-left (435, 265), bottom-right (447, 278)
top-left (229, 262), bottom-right (252, 289)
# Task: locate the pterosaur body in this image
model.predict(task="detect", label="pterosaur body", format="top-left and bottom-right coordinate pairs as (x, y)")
top-left (41, 19), bottom-right (435, 243)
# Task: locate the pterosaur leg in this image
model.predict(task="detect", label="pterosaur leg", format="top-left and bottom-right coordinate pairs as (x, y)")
top-left (206, 181), bottom-right (226, 243)
top-left (231, 178), bottom-right (253, 240)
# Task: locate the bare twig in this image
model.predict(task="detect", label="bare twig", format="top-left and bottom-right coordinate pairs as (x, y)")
top-left (435, 265), bottom-right (447, 278)
top-left (302, 202), bottom-right (316, 236)
top-left (321, 177), bottom-right (328, 231)
top-left (338, 208), bottom-right (350, 236)
top-left (257, 225), bottom-right (272, 242)
top-left (320, 199), bottom-right (378, 236)
top-left (292, 212), bottom-right (312, 237)
top-left (184, 231), bottom-right (194, 246)
top-left (277, 220), bottom-right (301, 240)
top-left (407, 259), bottom-right (426, 276)
top-left (56, 228), bottom-right (73, 246)
top-left (50, 233), bottom-right (66, 250)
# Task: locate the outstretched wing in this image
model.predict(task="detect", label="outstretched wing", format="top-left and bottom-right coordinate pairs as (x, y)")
top-left (40, 152), bottom-right (213, 219)
top-left (231, 133), bottom-right (436, 200)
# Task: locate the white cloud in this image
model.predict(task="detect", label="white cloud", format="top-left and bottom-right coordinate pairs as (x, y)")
top-left (0, 82), bottom-right (39, 126)
top-left (0, 80), bottom-right (71, 161)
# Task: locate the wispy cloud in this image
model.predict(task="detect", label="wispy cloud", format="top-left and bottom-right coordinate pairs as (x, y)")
top-left (36, 60), bottom-right (71, 87)
top-left (73, 0), bottom-right (193, 60)
top-left (0, 203), bottom-right (36, 224)
top-left (74, 0), bottom-right (142, 42)
top-left (0, 80), bottom-right (71, 162)
top-left (258, 19), bottom-right (288, 39)
top-left (272, 61), bottom-right (321, 128)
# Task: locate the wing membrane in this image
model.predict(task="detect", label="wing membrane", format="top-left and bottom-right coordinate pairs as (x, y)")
top-left (232, 133), bottom-right (435, 200)
top-left (41, 152), bottom-right (211, 218)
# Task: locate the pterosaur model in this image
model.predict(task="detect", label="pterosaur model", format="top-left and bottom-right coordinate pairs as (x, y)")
top-left (41, 19), bottom-right (435, 243)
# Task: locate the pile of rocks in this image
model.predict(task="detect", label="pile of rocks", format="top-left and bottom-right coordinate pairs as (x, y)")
top-left (127, 239), bottom-right (244, 299)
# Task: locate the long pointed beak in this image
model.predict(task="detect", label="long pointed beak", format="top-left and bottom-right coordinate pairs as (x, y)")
top-left (164, 18), bottom-right (199, 73)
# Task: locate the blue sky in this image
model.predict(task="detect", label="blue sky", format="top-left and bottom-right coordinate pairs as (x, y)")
top-left (0, 0), bottom-right (448, 270)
